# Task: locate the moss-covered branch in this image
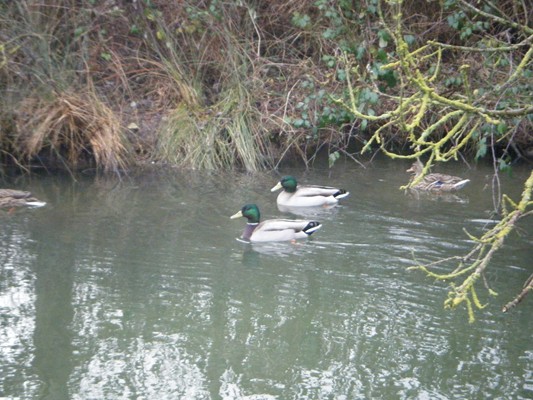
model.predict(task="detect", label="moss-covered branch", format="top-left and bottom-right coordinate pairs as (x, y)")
top-left (410, 170), bottom-right (533, 322)
top-left (332, 0), bottom-right (533, 320)
top-left (502, 273), bottom-right (533, 313)
top-left (335, 0), bottom-right (531, 186)
top-left (458, 0), bottom-right (533, 36)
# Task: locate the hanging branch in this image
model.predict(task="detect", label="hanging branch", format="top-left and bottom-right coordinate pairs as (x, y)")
top-left (502, 273), bottom-right (533, 313)
top-left (330, 1), bottom-right (532, 188)
top-left (330, 0), bottom-right (533, 321)
top-left (410, 170), bottom-right (533, 322)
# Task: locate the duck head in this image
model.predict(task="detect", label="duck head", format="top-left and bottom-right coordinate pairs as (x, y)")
top-left (271, 176), bottom-right (298, 193)
top-left (230, 203), bottom-right (261, 224)
top-left (406, 160), bottom-right (424, 176)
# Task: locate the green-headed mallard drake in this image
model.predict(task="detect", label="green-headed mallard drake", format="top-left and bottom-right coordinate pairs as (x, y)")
top-left (230, 204), bottom-right (321, 242)
top-left (406, 160), bottom-right (470, 192)
top-left (270, 175), bottom-right (349, 207)
top-left (0, 189), bottom-right (46, 209)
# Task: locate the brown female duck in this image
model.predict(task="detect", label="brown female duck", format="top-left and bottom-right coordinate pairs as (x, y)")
top-left (406, 160), bottom-right (470, 192)
top-left (0, 189), bottom-right (46, 209)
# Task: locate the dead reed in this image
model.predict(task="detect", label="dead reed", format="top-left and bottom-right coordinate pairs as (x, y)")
top-left (15, 90), bottom-right (128, 173)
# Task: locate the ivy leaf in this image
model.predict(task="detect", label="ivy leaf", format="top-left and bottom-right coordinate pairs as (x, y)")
top-left (377, 30), bottom-right (391, 48)
top-left (337, 69), bottom-right (347, 81)
top-left (322, 28), bottom-right (336, 39)
top-left (475, 137), bottom-right (487, 160)
top-left (328, 151), bottom-right (340, 168)
top-left (497, 122), bottom-right (507, 136)
top-left (379, 70), bottom-right (397, 88)
top-left (355, 45), bottom-right (365, 60)
top-left (293, 118), bottom-right (305, 128)
top-left (498, 158), bottom-right (512, 174)
top-left (291, 12), bottom-right (311, 29)
top-left (403, 34), bottom-right (416, 46)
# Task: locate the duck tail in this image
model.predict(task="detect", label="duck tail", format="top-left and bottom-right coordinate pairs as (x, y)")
top-left (453, 179), bottom-right (470, 190)
top-left (25, 201), bottom-right (47, 208)
top-left (334, 189), bottom-right (349, 199)
top-left (303, 221), bottom-right (321, 235)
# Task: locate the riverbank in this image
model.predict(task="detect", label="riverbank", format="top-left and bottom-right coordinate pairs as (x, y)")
top-left (1, 1), bottom-right (531, 174)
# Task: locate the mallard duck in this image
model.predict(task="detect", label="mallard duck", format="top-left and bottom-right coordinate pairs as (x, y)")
top-left (0, 189), bottom-right (46, 209)
top-left (270, 175), bottom-right (349, 207)
top-left (230, 204), bottom-right (321, 242)
top-left (406, 160), bottom-right (470, 192)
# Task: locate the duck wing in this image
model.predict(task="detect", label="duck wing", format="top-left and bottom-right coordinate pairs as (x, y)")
top-left (258, 219), bottom-right (317, 231)
top-left (418, 173), bottom-right (470, 191)
top-left (0, 189), bottom-right (33, 199)
top-left (250, 219), bottom-right (321, 242)
top-left (296, 185), bottom-right (348, 198)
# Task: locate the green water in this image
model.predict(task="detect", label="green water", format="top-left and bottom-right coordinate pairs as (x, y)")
top-left (1, 160), bottom-right (532, 399)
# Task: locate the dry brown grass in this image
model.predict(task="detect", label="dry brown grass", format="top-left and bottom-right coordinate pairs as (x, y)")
top-left (15, 90), bottom-right (128, 173)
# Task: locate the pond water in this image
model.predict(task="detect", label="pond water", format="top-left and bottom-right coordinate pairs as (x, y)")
top-left (1, 159), bottom-right (532, 399)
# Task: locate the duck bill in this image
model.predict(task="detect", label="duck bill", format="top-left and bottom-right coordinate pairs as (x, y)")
top-left (230, 210), bottom-right (243, 219)
top-left (270, 182), bottom-right (282, 192)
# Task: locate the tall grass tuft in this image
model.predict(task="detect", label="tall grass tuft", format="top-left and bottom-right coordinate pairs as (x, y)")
top-left (16, 90), bottom-right (128, 173)
top-left (146, 3), bottom-right (274, 171)
top-left (157, 87), bottom-right (271, 171)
